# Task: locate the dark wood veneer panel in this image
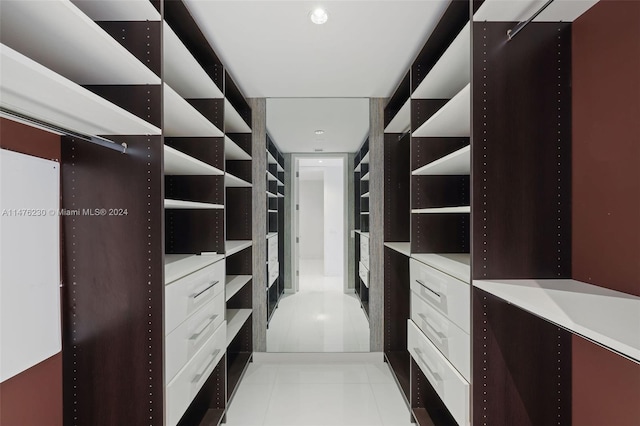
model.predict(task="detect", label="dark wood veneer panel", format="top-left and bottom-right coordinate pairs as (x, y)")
top-left (96, 21), bottom-right (161, 77)
top-left (227, 133), bottom-right (252, 157)
top-left (384, 248), bottom-right (410, 352)
top-left (61, 135), bottom-right (164, 425)
top-left (224, 71), bottom-right (251, 129)
top-left (187, 98), bottom-right (225, 133)
top-left (165, 175), bottom-right (224, 204)
top-left (226, 160), bottom-right (252, 184)
top-left (0, 118), bottom-right (61, 161)
top-left (384, 133), bottom-right (410, 242)
top-left (165, 209), bottom-right (224, 254)
top-left (411, 137), bottom-right (468, 171)
top-left (411, 214), bottom-right (469, 253)
top-left (225, 247), bottom-right (252, 276)
top-left (385, 351), bottom-right (410, 402)
top-left (226, 187), bottom-right (252, 240)
top-left (473, 288), bottom-right (572, 426)
top-left (472, 22), bottom-right (572, 280)
top-left (165, 137), bottom-right (225, 171)
top-left (84, 85), bottom-right (161, 128)
top-left (412, 176), bottom-right (469, 209)
top-left (384, 72), bottom-right (410, 128)
top-left (572, 0), bottom-right (640, 296)
top-left (411, 99), bottom-right (448, 132)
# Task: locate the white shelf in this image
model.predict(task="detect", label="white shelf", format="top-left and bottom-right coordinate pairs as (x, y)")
top-left (267, 233), bottom-right (278, 240)
top-left (267, 191), bottom-right (278, 198)
top-left (164, 199), bottom-right (223, 210)
top-left (354, 164), bottom-right (361, 173)
top-left (277, 193), bottom-right (285, 198)
top-left (225, 240), bottom-right (252, 257)
top-left (225, 173), bottom-right (252, 188)
top-left (165, 254), bottom-right (225, 285)
top-left (412, 146), bottom-right (470, 176)
top-left (225, 275), bottom-right (252, 302)
top-left (268, 272), bottom-right (279, 288)
top-left (474, 279), bottom-right (640, 362)
top-left (0, 1), bottom-right (160, 85)
top-left (384, 99), bottom-right (411, 133)
top-left (360, 152), bottom-right (370, 164)
top-left (361, 212), bottom-right (370, 215)
top-left (225, 136), bottom-right (251, 160)
top-left (412, 206), bottom-right (470, 214)
top-left (268, 210), bottom-right (278, 213)
top-left (225, 99), bottom-right (251, 133)
top-left (0, 44), bottom-right (160, 137)
top-left (163, 22), bottom-right (223, 100)
top-left (474, 0), bottom-right (599, 23)
top-left (71, 0), bottom-right (160, 21)
top-left (164, 84), bottom-right (223, 137)
top-left (384, 242), bottom-right (411, 257)
top-left (361, 192), bottom-right (370, 198)
top-left (413, 23), bottom-right (470, 99)
top-left (355, 231), bottom-right (369, 238)
top-left (226, 309), bottom-right (252, 346)
top-left (361, 172), bottom-right (370, 181)
top-left (277, 164), bottom-right (284, 172)
top-left (413, 84), bottom-right (470, 138)
top-left (267, 171), bottom-right (278, 182)
top-left (411, 253), bottom-right (470, 284)
top-left (164, 145), bottom-right (224, 176)
top-left (267, 151), bottom-right (278, 164)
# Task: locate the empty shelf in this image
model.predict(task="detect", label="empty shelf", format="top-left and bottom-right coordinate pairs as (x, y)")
top-left (277, 163), bottom-right (284, 172)
top-left (356, 231), bottom-right (370, 238)
top-left (225, 173), bottom-right (252, 188)
top-left (164, 199), bottom-right (223, 210)
top-left (385, 99), bottom-right (411, 133)
top-left (225, 136), bottom-right (251, 160)
top-left (474, 279), bottom-right (640, 362)
top-left (268, 209), bottom-right (278, 213)
top-left (225, 99), bottom-right (251, 133)
top-left (384, 242), bottom-right (411, 257)
top-left (164, 145), bottom-right (224, 176)
top-left (267, 171), bottom-right (278, 182)
top-left (163, 22), bottom-right (223, 100)
top-left (267, 191), bottom-right (278, 198)
top-left (164, 84), bottom-right (223, 137)
top-left (361, 172), bottom-right (370, 181)
top-left (413, 84), bottom-right (470, 138)
top-left (226, 309), bottom-right (252, 346)
top-left (71, 0), bottom-right (159, 21)
top-left (362, 192), bottom-right (370, 198)
top-left (360, 152), bottom-right (370, 164)
top-left (267, 151), bottom-right (278, 164)
top-left (165, 254), bottom-right (225, 285)
top-left (225, 275), bottom-right (252, 301)
top-left (354, 164), bottom-right (361, 172)
top-left (412, 206), bottom-right (470, 214)
top-left (277, 193), bottom-right (284, 198)
top-left (411, 253), bottom-right (470, 283)
top-left (361, 212), bottom-right (370, 215)
top-left (412, 146), bottom-right (470, 175)
top-left (225, 240), bottom-right (252, 257)
top-left (267, 233), bottom-right (278, 240)
top-left (0, 44), bottom-right (160, 137)
top-left (474, 0), bottom-right (599, 22)
top-left (0, 0), bottom-right (160, 85)
top-left (413, 23), bottom-right (470, 99)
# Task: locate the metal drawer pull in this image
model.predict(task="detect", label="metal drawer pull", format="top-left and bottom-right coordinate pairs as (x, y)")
top-left (416, 280), bottom-right (441, 298)
top-left (191, 280), bottom-right (219, 299)
top-left (191, 350), bottom-right (220, 383)
top-left (418, 313), bottom-right (447, 340)
top-left (414, 348), bottom-right (442, 382)
top-left (189, 315), bottom-right (218, 340)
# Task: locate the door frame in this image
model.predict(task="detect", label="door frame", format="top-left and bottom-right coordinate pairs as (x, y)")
top-left (291, 153), bottom-right (349, 293)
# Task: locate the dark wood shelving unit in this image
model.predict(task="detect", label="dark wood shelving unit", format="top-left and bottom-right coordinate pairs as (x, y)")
top-left (354, 139), bottom-right (370, 316)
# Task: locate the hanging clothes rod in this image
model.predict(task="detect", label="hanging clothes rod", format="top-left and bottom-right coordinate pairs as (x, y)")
top-left (0, 107), bottom-right (128, 154)
top-left (507, 0), bottom-right (555, 41)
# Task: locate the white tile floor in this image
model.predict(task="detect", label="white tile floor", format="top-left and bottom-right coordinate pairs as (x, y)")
top-left (267, 260), bottom-right (370, 352)
top-left (222, 356), bottom-right (414, 426)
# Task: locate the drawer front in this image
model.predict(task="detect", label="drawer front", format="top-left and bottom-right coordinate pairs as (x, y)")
top-left (409, 258), bottom-right (470, 334)
top-left (359, 262), bottom-right (369, 288)
top-left (268, 237), bottom-right (278, 263)
top-left (165, 290), bottom-right (225, 384)
top-left (408, 320), bottom-right (469, 426)
top-left (166, 321), bottom-right (226, 426)
top-left (268, 261), bottom-right (279, 287)
top-left (166, 259), bottom-right (225, 335)
top-left (411, 291), bottom-right (470, 381)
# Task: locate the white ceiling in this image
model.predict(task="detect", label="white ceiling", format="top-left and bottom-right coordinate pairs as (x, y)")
top-left (267, 98), bottom-right (369, 153)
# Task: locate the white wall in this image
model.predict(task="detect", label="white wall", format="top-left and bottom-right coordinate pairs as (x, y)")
top-left (298, 177), bottom-right (324, 260)
top-left (323, 163), bottom-right (344, 277)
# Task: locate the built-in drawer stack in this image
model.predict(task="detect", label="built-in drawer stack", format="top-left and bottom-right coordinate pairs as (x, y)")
top-left (267, 233), bottom-right (279, 289)
top-left (408, 258), bottom-right (469, 425)
top-left (165, 255), bottom-right (227, 426)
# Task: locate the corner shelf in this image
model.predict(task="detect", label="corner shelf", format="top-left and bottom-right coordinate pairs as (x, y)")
top-left (412, 145), bottom-right (470, 175)
top-left (413, 84), bottom-right (470, 138)
top-left (225, 275), bottom-right (252, 302)
top-left (225, 173), bottom-right (252, 188)
top-left (164, 145), bottom-right (224, 176)
top-left (225, 240), bottom-right (252, 257)
top-left (164, 254), bottom-right (225, 286)
top-left (164, 199), bottom-right (224, 210)
top-left (410, 253), bottom-right (470, 284)
top-left (411, 206), bottom-right (470, 214)
top-left (473, 279), bottom-right (640, 362)
top-left (226, 309), bottom-right (252, 347)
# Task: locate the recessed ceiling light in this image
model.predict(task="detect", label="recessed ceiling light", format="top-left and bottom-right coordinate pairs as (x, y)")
top-left (310, 8), bottom-right (328, 25)
top-left (319, 160), bottom-right (323, 163)
top-left (314, 129), bottom-right (325, 135)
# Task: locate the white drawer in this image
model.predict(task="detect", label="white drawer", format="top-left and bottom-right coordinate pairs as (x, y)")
top-left (411, 291), bottom-right (470, 381)
top-left (359, 262), bottom-right (369, 288)
top-left (409, 258), bottom-right (470, 334)
top-left (408, 320), bottom-right (469, 426)
top-left (165, 290), bottom-right (225, 384)
top-left (268, 261), bottom-right (279, 288)
top-left (166, 259), bottom-right (225, 335)
top-left (166, 321), bottom-right (226, 426)
top-left (268, 236), bottom-right (278, 263)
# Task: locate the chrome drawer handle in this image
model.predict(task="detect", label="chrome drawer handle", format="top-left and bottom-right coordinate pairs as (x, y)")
top-left (191, 349), bottom-right (220, 383)
top-left (414, 348), bottom-right (442, 382)
top-left (418, 313), bottom-right (447, 340)
top-left (191, 280), bottom-right (219, 299)
top-left (416, 280), bottom-right (441, 298)
top-left (189, 315), bottom-right (218, 340)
